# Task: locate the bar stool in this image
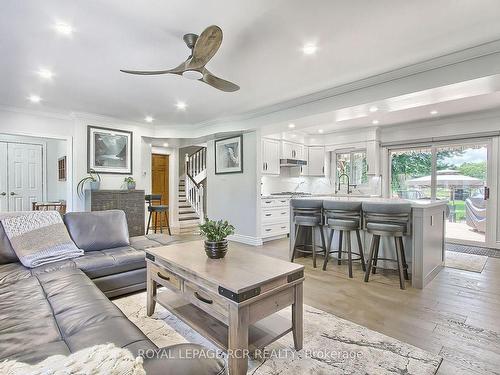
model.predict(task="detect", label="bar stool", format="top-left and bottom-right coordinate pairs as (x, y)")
top-left (290, 199), bottom-right (326, 268)
top-left (362, 202), bottom-right (411, 290)
top-left (145, 194), bottom-right (172, 235)
top-left (322, 200), bottom-right (365, 278)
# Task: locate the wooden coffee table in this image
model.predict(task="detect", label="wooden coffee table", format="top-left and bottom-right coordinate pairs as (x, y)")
top-left (145, 240), bottom-right (304, 375)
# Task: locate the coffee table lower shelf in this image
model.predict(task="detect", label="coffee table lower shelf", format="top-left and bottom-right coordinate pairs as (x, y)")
top-left (155, 289), bottom-right (293, 352)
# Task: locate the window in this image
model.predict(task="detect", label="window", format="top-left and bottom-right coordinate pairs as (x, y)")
top-left (335, 150), bottom-right (367, 187)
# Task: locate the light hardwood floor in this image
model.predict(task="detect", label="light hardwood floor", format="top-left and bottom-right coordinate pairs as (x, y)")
top-left (239, 238), bottom-right (500, 375)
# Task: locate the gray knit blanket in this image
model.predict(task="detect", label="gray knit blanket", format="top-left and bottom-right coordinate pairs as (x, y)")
top-left (0, 211), bottom-right (83, 268)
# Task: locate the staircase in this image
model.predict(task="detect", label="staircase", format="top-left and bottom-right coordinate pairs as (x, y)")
top-left (177, 147), bottom-right (207, 233)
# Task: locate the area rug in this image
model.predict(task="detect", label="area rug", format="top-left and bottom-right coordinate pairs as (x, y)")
top-left (446, 242), bottom-right (500, 259)
top-left (113, 292), bottom-right (442, 374)
top-left (445, 250), bottom-right (487, 273)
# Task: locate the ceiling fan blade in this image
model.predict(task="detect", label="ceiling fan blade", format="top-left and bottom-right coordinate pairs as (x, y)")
top-left (188, 25), bottom-right (223, 69)
top-left (200, 69), bottom-right (239, 92)
top-left (120, 69), bottom-right (172, 75)
top-left (120, 61), bottom-right (186, 75)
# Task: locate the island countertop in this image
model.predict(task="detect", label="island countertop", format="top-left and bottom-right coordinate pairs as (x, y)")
top-left (290, 196), bottom-right (448, 208)
top-left (289, 196), bottom-right (447, 289)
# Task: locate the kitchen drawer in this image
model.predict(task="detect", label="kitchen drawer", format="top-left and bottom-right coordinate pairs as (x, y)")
top-left (262, 207), bottom-right (289, 223)
top-left (262, 222), bottom-right (289, 237)
top-left (261, 197), bottom-right (290, 208)
top-left (150, 262), bottom-right (182, 291)
top-left (183, 281), bottom-right (229, 321)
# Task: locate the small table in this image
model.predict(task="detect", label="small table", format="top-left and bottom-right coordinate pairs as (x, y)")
top-left (146, 240), bottom-right (304, 375)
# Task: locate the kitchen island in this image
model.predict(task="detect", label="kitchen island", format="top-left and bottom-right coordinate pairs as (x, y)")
top-left (289, 197), bottom-right (447, 289)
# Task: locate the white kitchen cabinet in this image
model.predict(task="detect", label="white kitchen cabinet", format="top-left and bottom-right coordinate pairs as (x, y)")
top-left (261, 138), bottom-right (280, 175)
top-left (306, 146), bottom-right (325, 176)
top-left (282, 141), bottom-right (304, 160)
top-left (261, 197), bottom-right (290, 240)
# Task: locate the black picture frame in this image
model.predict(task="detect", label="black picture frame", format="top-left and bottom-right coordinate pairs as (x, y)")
top-left (87, 125), bottom-right (133, 174)
top-left (214, 135), bottom-right (243, 175)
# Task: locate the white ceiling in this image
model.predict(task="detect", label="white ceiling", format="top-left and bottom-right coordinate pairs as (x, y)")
top-left (2, 0), bottom-right (500, 127)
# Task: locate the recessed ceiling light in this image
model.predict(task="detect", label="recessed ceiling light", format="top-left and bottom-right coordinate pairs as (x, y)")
top-left (302, 43), bottom-right (318, 55)
top-left (37, 68), bottom-right (54, 80)
top-left (145, 116), bottom-right (154, 123)
top-left (318, 129), bottom-right (324, 134)
top-left (176, 101), bottom-right (187, 110)
top-left (28, 95), bottom-right (42, 103)
top-left (430, 110), bottom-right (438, 115)
top-left (372, 119), bottom-right (380, 125)
top-left (369, 106), bottom-right (378, 113)
top-left (163, 143), bottom-right (169, 147)
top-left (288, 123), bottom-right (296, 128)
top-left (54, 21), bottom-right (73, 36)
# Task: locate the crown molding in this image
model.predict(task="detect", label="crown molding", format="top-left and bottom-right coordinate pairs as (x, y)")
top-left (0, 104), bottom-right (74, 121)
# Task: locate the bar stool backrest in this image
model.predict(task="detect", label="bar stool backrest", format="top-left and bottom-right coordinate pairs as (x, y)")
top-left (290, 199), bottom-right (323, 222)
top-left (145, 194), bottom-right (162, 206)
top-left (323, 200), bottom-right (362, 227)
top-left (362, 202), bottom-right (411, 235)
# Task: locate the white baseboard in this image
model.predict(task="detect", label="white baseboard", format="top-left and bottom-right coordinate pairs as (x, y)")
top-left (227, 234), bottom-right (263, 246)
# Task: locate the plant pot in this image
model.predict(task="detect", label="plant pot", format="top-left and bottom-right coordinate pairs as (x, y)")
top-left (90, 181), bottom-right (100, 191)
top-left (204, 239), bottom-right (228, 259)
top-left (127, 182), bottom-right (136, 190)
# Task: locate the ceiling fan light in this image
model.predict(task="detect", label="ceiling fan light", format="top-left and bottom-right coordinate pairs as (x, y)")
top-left (182, 70), bottom-right (203, 80)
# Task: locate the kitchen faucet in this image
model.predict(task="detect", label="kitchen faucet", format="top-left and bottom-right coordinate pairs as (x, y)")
top-left (337, 173), bottom-right (356, 194)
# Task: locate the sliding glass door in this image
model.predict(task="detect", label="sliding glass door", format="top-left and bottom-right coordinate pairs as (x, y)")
top-left (389, 140), bottom-right (492, 246)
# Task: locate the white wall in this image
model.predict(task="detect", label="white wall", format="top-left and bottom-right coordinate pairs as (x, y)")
top-left (45, 138), bottom-right (67, 201)
top-left (0, 107), bottom-right (155, 211)
top-left (206, 132), bottom-right (259, 238)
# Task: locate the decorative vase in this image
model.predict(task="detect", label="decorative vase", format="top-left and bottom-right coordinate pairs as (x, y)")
top-left (204, 239), bottom-right (228, 259)
top-left (127, 182), bottom-right (136, 190)
top-left (90, 181), bottom-right (100, 191)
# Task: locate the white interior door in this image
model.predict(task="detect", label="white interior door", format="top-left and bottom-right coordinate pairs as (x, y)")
top-left (0, 142), bottom-right (7, 212)
top-left (7, 143), bottom-right (43, 211)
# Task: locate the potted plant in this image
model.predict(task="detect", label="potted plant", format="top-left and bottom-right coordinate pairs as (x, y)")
top-left (124, 176), bottom-right (136, 190)
top-left (199, 219), bottom-right (235, 259)
top-left (76, 169), bottom-right (101, 198)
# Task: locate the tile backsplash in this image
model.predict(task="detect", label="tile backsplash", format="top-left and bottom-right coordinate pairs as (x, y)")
top-left (261, 175), bottom-right (334, 195)
top-left (261, 175), bottom-right (382, 196)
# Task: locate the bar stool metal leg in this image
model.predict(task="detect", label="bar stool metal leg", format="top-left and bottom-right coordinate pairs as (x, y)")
top-left (346, 231), bottom-right (353, 278)
top-left (364, 234), bottom-right (379, 282)
top-left (322, 228), bottom-right (334, 271)
top-left (337, 230), bottom-right (343, 265)
top-left (312, 227), bottom-right (317, 268)
top-left (399, 237), bottom-right (409, 280)
top-left (165, 212), bottom-right (172, 235)
top-left (146, 211), bottom-right (152, 234)
top-left (372, 239), bottom-right (380, 274)
top-left (394, 237), bottom-right (406, 290)
top-left (290, 225), bottom-right (301, 262)
top-left (356, 229), bottom-right (366, 272)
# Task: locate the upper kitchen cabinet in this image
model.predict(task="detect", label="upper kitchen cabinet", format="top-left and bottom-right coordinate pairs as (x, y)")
top-left (261, 138), bottom-right (280, 175)
top-left (306, 146), bottom-right (325, 176)
top-left (282, 141), bottom-right (304, 160)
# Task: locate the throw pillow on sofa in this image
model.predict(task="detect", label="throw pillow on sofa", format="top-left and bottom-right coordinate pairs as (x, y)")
top-left (0, 343), bottom-right (146, 375)
top-left (0, 211), bottom-right (83, 268)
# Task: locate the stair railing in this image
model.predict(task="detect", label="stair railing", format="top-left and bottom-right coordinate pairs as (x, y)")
top-left (184, 148), bottom-right (207, 221)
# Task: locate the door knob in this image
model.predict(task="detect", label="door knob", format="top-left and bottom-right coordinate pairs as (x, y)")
top-left (10, 192), bottom-right (16, 196)
top-left (0, 192), bottom-right (6, 196)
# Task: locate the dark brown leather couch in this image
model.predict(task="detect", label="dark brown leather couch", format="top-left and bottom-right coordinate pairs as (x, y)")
top-left (0, 210), bottom-right (225, 375)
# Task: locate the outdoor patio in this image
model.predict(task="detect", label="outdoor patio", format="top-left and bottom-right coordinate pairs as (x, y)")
top-left (446, 221), bottom-right (485, 243)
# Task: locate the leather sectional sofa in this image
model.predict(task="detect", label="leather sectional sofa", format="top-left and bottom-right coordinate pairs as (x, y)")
top-left (0, 210), bottom-right (225, 375)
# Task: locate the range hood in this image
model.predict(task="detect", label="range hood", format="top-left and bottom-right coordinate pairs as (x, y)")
top-left (280, 158), bottom-right (307, 167)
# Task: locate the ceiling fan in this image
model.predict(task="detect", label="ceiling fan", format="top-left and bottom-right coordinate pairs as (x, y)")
top-left (120, 25), bottom-right (239, 92)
